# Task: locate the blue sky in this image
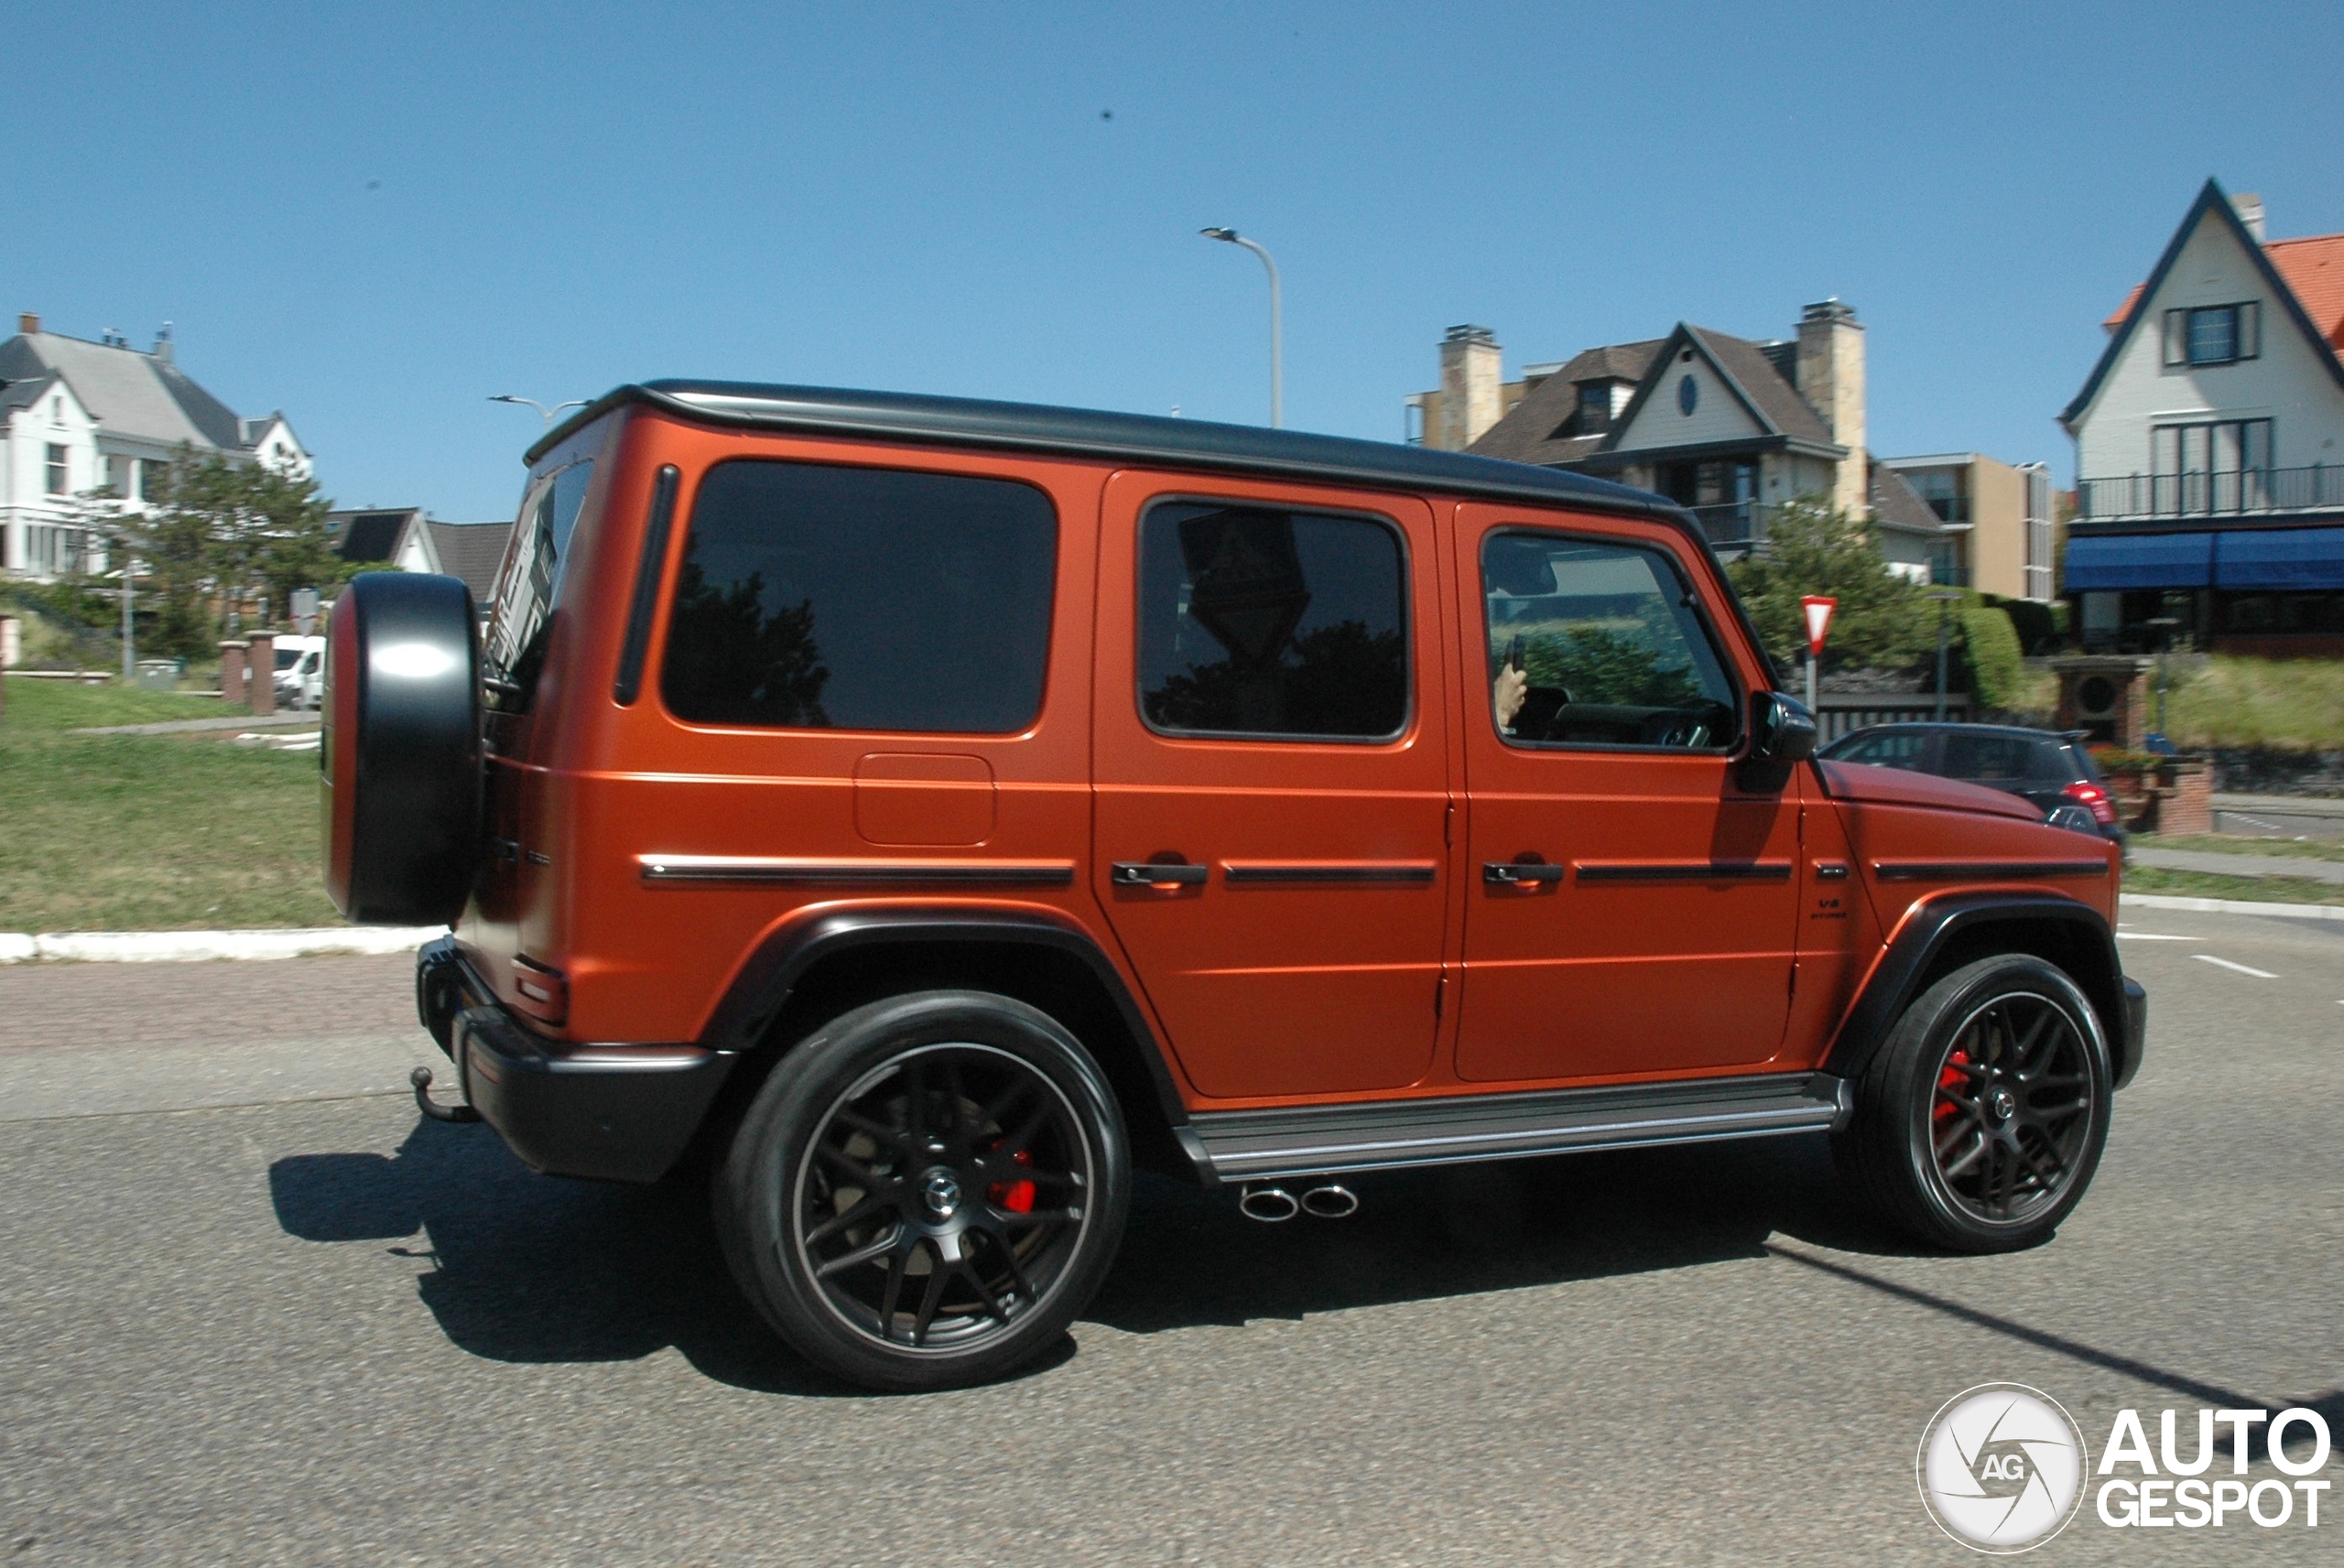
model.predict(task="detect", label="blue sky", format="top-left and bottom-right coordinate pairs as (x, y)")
top-left (7, 2), bottom-right (2341, 520)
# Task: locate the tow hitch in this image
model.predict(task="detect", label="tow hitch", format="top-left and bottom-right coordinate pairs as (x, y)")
top-left (410, 1065), bottom-right (482, 1124)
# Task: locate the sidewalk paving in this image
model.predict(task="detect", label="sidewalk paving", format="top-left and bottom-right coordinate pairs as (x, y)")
top-left (67, 710), bottom-right (319, 736)
top-left (2211, 793), bottom-right (2344, 839)
top-left (2129, 845), bottom-right (2344, 884)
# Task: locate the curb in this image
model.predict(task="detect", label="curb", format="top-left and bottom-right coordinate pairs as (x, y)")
top-left (2120, 892), bottom-right (2344, 923)
top-left (0, 926), bottom-right (446, 964)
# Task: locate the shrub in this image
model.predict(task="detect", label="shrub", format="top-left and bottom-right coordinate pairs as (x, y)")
top-left (1956, 602), bottom-right (2024, 708)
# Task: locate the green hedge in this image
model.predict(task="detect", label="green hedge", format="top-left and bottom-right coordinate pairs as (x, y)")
top-left (1957, 602), bottom-right (2024, 709)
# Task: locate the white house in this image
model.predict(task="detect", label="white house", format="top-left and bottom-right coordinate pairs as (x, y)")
top-left (2059, 180), bottom-right (2344, 654)
top-left (0, 313), bottom-right (310, 582)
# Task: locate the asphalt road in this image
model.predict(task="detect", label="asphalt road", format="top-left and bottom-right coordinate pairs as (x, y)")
top-left (1, 911), bottom-right (2339, 1565)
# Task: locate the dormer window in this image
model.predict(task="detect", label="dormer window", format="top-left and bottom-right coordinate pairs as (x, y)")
top-left (2164, 302), bottom-right (2261, 366)
top-left (1576, 382), bottom-right (1611, 434)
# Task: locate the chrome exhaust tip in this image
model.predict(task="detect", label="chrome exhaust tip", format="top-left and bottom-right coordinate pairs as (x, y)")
top-left (1237, 1184), bottom-right (1300, 1222)
top-left (1300, 1184), bottom-right (1359, 1219)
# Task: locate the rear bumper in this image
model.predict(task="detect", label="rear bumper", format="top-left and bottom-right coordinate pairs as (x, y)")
top-left (2115, 975), bottom-right (2148, 1090)
top-left (417, 936), bottom-right (733, 1183)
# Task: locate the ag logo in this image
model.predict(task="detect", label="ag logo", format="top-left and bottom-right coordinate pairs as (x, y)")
top-left (1917, 1384), bottom-right (2088, 1552)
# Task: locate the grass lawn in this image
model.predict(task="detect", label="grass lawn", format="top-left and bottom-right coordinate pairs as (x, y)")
top-left (2121, 863), bottom-right (2344, 906)
top-left (0, 677), bottom-right (342, 932)
top-left (2135, 832), bottom-right (2344, 864)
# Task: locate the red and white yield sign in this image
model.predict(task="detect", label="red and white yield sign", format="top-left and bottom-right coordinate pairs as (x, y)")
top-left (1800, 596), bottom-right (1838, 657)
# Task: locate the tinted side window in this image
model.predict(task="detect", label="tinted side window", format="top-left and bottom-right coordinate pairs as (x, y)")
top-left (1831, 731), bottom-right (1931, 770)
top-left (484, 460), bottom-right (595, 710)
top-left (1137, 502), bottom-right (1408, 741)
top-left (1942, 733), bottom-right (2038, 780)
top-left (660, 460), bottom-right (1057, 733)
top-left (1482, 532), bottom-right (1739, 750)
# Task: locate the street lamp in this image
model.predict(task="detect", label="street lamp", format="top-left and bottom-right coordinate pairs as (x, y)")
top-left (2143, 615), bottom-right (2181, 743)
top-left (488, 394), bottom-right (590, 426)
top-left (1926, 589), bottom-right (1967, 721)
top-left (1199, 227), bottom-right (1281, 428)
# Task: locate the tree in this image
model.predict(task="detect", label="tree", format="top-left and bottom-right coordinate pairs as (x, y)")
top-left (134, 448), bottom-right (340, 654)
top-left (1728, 498), bottom-right (1933, 674)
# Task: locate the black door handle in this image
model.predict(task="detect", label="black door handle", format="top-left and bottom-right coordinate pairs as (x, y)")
top-left (1112, 861), bottom-right (1210, 887)
top-left (1482, 860), bottom-right (1565, 885)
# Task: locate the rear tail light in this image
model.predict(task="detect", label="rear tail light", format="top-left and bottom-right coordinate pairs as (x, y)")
top-left (2064, 780), bottom-right (2116, 827)
top-left (510, 956), bottom-right (569, 1024)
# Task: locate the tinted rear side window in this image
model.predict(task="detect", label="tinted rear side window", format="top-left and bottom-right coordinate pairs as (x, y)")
top-left (484, 460), bottom-right (595, 709)
top-left (660, 460), bottom-right (1057, 732)
top-left (1137, 501), bottom-right (1408, 741)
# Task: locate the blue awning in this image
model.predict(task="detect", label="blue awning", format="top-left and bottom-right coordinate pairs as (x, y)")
top-left (2213, 526), bottom-right (2344, 589)
top-left (2064, 532), bottom-right (2215, 589)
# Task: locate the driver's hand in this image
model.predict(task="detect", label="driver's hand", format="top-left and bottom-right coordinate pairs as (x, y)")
top-left (1493, 665), bottom-right (1528, 730)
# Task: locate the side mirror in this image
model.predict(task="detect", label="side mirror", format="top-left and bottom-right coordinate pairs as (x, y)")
top-left (1751, 691), bottom-right (1818, 764)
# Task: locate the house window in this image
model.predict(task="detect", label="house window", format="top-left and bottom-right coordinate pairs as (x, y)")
top-left (105, 456), bottom-right (128, 496)
top-left (1576, 383), bottom-right (1611, 435)
top-left (1904, 468), bottom-right (1969, 524)
top-left (2152, 418), bottom-right (2273, 513)
top-left (2163, 302), bottom-right (2261, 367)
top-left (46, 444), bottom-right (68, 494)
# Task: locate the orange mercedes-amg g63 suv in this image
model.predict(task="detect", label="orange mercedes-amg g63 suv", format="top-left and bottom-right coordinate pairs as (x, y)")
top-left (325, 383), bottom-right (2145, 1391)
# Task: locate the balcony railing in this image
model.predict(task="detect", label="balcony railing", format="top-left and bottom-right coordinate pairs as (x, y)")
top-left (1681, 499), bottom-right (1759, 548)
top-left (2078, 465), bottom-right (2344, 521)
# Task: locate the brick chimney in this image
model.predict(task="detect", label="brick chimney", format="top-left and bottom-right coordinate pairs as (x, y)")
top-left (16, 313), bottom-right (38, 336)
top-left (1438, 325), bottom-right (1503, 450)
top-left (1796, 299), bottom-right (1867, 515)
top-left (2232, 191), bottom-right (2266, 242)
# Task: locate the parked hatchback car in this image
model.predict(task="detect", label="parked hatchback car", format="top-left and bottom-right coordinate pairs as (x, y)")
top-left (1818, 722), bottom-right (2126, 848)
top-left (322, 382), bottom-right (2145, 1391)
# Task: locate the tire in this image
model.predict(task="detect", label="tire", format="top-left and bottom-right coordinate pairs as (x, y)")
top-left (714, 989), bottom-right (1132, 1391)
top-left (1832, 954), bottom-right (2111, 1253)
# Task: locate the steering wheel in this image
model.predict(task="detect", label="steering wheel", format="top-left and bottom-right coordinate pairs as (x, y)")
top-left (1641, 710), bottom-right (1709, 749)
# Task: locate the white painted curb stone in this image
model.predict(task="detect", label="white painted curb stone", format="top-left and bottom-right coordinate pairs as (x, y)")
top-left (0, 926), bottom-right (447, 963)
top-left (2121, 892), bottom-right (2344, 922)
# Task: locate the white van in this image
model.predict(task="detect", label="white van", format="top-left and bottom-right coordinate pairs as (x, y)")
top-left (272, 635), bottom-right (327, 710)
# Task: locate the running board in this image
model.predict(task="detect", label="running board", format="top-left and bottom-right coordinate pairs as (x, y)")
top-left (1189, 1071), bottom-right (1853, 1184)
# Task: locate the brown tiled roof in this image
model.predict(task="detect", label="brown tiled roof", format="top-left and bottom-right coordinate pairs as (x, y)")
top-left (1869, 460), bottom-right (1945, 536)
top-left (427, 521), bottom-right (517, 600)
top-left (1466, 339), bottom-right (1663, 464)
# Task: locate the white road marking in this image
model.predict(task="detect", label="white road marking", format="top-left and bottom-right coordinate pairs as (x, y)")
top-left (2193, 954), bottom-right (2277, 979)
top-left (2115, 932), bottom-right (2191, 941)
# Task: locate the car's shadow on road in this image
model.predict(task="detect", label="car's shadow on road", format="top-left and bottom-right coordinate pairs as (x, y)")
top-left (267, 1117), bottom-right (1917, 1395)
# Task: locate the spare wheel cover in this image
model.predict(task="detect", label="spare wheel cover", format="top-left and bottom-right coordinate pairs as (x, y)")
top-left (321, 571), bottom-right (483, 925)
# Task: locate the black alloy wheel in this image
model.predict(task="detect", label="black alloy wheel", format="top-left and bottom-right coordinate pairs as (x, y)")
top-left (717, 990), bottom-right (1131, 1391)
top-left (1923, 992), bottom-right (2095, 1226)
top-left (1834, 954), bottom-right (2111, 1253)
top-left (795, 1042), bottom-right (1093, 1351)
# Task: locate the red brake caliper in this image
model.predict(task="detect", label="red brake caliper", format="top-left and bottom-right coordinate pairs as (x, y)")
top-left (1934, 1049), bottom-right (1970, 1126)
top-left (988, 1148), bottom-right (1036, 1213)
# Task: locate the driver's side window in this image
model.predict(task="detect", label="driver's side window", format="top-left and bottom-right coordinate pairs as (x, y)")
top-left (1482, 530), bottom-right (1740, 751)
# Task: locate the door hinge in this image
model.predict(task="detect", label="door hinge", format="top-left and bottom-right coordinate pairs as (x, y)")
top-left (1444, 801), bottom-right (1455, 848)
top-left (1434, 972), bottom-right (1448, 1019)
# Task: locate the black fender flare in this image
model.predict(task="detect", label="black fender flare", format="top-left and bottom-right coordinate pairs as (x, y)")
top-left (1823, 892), bottom-right (2143, 1090)
top-left (696, 904), bottom-right (1208, 1175)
